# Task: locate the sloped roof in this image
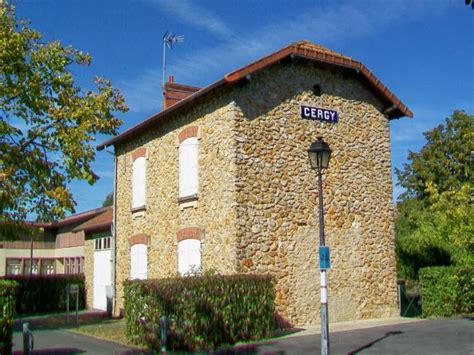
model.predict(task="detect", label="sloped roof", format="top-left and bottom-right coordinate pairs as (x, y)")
top-left (73, 207), bottom-right (112, 234)
top-left (28, 206), bottom-right (110, 230)
top-left (97, 41), bottom-right (412, 150)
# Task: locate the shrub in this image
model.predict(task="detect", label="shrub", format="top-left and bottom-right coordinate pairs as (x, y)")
top-left (124, 274), bottom-right (276, 351)
top-left (419, 266), bottom-right (474, 317)
top-left (0, 280), bottom-right (18, 355)
top-left (1, 274), bottom-right (86, 315)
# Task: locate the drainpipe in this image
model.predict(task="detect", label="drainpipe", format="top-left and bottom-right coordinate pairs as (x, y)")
top-left (106, 147), bottom-right (117, 316)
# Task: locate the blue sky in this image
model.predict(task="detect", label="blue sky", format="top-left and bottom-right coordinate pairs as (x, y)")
top-left (14, 0), bottom-right (473, 214)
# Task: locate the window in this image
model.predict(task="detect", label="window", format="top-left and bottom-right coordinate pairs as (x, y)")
top-left (130, 244), bottom-right (147, 280)
top-left (132, 156), bottom-right (146, 209)
top-left (64, 257), bottom-right (84, 274)
top-left (6, 259), bottom-right (21, 275)
top-left (7, 258), bottom-right (56, 275)
top-left (179, 137), bottom-right (199, 198)
top-left (23, 259), bottom-right (39, 275)
top-left (178, 239), bottom-right (201, 276)
top-left (78, 257), bottom-right (84, 273)
top-left (70, 258), bottom-right (76, 273)
top-left (95, 236), bottom-right (112, 250)
top-left (40, 259), bottom-right (55, 275)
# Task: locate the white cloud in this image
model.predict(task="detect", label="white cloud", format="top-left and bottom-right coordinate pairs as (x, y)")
top-left (147, 0), bottom-right (232, 38)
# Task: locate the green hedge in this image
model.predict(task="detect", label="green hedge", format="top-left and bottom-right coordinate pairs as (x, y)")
top-left (0, 280), bottom-right (18, 355)
top-left (1, 274), bottom-right (86, 315)
top-left (124, 274), bottom-right (276, 351)
top-left (419, 266), bottom-right (474, 317)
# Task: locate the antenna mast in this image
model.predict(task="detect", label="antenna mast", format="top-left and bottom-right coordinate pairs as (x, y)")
top-left (162, 31), bottom-right (184, 87)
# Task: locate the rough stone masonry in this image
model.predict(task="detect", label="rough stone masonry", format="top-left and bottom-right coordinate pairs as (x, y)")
top-left (109, 42), bottom-right (407, 326)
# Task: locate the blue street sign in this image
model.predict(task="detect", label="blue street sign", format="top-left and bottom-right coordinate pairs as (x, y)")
top-left (301, 105), bottom-right (338, 123)
top-left (319, 246), bottom-right (331, 269)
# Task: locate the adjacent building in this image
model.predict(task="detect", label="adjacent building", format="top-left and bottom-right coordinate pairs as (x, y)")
top-left (0, 207), bottom-right (113, 311)
top-left (97, 40), bottom-right (412, 325)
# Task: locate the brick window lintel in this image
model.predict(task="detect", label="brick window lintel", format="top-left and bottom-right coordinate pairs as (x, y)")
top-left (129, 233), bottom-right (149, 246)
top-left (176, 227), bottom-right (203, 242)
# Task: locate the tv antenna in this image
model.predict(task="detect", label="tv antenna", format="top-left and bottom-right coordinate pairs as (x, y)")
top-left (162, 31), bottom-right (184, 87)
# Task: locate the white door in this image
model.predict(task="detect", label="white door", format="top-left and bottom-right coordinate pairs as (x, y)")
top-left (93, 250), bottom-right (112, 310)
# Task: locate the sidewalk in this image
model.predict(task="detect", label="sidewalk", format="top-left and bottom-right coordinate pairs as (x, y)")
top-left (282, 316), bottom-right (425, 338)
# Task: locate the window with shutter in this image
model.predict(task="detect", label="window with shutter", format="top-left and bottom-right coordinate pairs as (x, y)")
top-left (178, 239), bottom-right (201, 276)
top-left (130, 244), bottom-right (147, 280)
top-left (132, 156), bottom-right (146, 208)
top-left (179, 137), bottom-right (198, 198)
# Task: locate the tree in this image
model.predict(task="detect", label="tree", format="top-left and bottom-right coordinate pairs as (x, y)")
top-left (102, 192), bottom-right (113, 207)
top-left (395, 110), bottom-right (474, 279)
top-left (396, 110), bottom-right (473, 202)
top-left (0, 3), bottom-right (127, 238)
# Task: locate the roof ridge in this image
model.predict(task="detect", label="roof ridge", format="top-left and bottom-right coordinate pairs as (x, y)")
top-left (292, 40), bottom-right (353, 60)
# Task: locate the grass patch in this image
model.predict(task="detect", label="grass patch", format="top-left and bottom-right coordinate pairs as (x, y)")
top-left (69, 318), bottom-right (131, 346)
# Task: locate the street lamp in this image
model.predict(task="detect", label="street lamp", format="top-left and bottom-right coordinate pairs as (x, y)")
top-left (307, 137), bottom-right (331, 355)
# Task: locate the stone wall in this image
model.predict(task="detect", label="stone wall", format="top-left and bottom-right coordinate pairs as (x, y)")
top-left (113, 59), bottom-right (399, 324)
top-left (84, 238), bottom-right (94, 309)
top-left (232, 61), bottom-right (398, 325)
top-left (114, 90), bottom-right (240, 314)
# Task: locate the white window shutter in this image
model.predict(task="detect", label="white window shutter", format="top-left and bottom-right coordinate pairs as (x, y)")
top-left (178, 239), bottom-right (201, 276)
top-left (178, 242), bottom-right (187, 276)
top-left (138, 244), bottom-right (148, 280)
top-left (189, 240), bottom-right (201, 272)
top-left (130, 244), bottom-right (147, 280)
top-left (179, 138), bottom-right (198, 197)
top-left (130, 245), bottom-right (138, 279)
top-left (132, 157), bottom-right (146, 208)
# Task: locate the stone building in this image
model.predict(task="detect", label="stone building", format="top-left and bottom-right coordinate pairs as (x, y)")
top-left (98, 41), bottom-right (412, 325)
top-left (0, 207), bottom-right (113, 312)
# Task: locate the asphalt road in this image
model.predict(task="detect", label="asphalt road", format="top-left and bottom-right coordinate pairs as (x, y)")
top-left (254, 317), bottom-right (474, 355)
top-left (12, 328), bottom-right (148, 355)
top-left (11, 317), bottom-right (474, 354)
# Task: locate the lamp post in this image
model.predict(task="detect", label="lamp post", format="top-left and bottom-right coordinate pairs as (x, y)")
top-left (307, 137), bottom-right (332, 355)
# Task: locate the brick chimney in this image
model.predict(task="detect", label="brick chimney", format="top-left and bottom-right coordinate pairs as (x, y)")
top-left (163, 75), bottom-right (201, 109)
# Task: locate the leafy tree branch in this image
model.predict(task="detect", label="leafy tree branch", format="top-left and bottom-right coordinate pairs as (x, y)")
top-left (0, 3), bottom-right (128, 239)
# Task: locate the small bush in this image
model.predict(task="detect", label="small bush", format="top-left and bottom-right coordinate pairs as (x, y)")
top-left (124, 274), bottom-right (276, 351)
top-left (0, 280), bottom-right (18, 355)
top-left (1, 274), bottom-right (86, 315)
top-left (419, 266), bottom-right (474, 317)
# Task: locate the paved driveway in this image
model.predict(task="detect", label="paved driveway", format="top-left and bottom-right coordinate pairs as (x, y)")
top-left (12, 329), bottom-right (149, 355)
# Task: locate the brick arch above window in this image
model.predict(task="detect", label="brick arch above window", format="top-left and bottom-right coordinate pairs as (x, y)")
top-left (176, 227), bottom-right (203, 242)
top-left (178, 126), bottom-right (200, 144)
top-left (132, 147), bottom-right (147, 161)
top-left (129, 233), bottom-right (150, 247)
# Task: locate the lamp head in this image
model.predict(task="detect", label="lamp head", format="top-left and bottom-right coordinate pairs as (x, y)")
top-left (307, 137), bottom-right (331, 170)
